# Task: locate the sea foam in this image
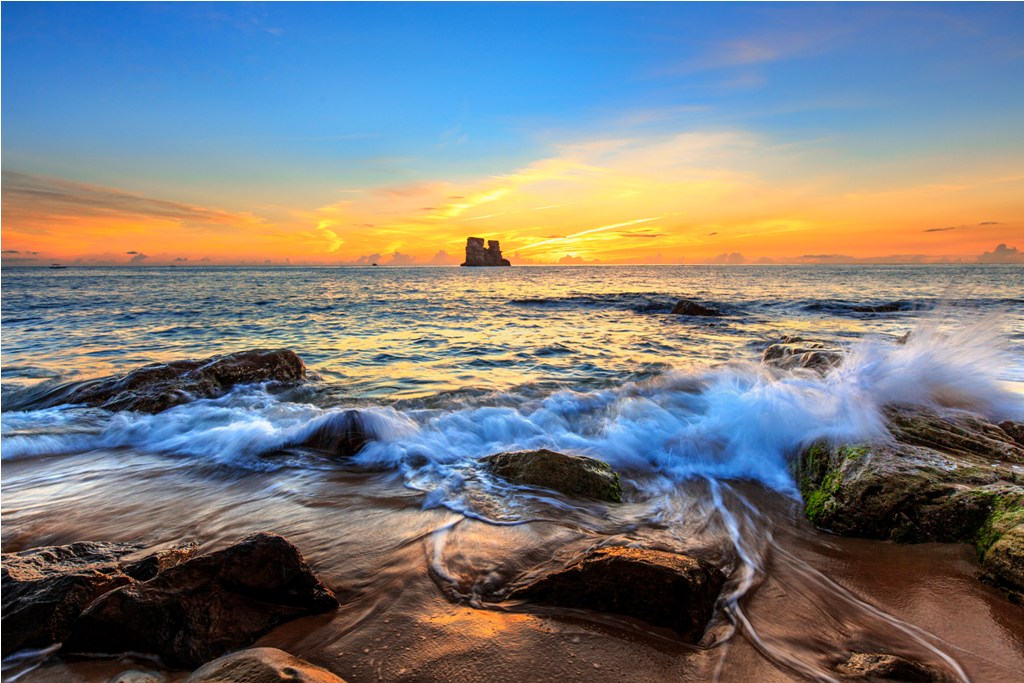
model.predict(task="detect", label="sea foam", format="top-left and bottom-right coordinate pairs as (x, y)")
top-left (2, 315), bottom-right (1021, 503)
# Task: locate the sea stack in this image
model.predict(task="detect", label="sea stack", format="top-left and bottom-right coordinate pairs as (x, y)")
top-left (461, 237), bottom-right (511, 267)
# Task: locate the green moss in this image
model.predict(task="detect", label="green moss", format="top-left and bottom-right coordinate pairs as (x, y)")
top-left (838, 444), bottom-right (869, 461)
top-left (975, 494), bottom-right (1024, 557)
top-left (804, 468), bottom-right (842, 525)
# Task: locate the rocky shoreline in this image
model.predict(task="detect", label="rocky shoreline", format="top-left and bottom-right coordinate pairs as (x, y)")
top-left (3, 338), bottom-right (1023, 681)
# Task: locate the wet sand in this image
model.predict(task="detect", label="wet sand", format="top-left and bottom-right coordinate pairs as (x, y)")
top-left (4, 449), bottom-right (1023, 682)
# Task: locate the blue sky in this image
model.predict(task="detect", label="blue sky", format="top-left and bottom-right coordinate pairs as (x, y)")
top-left (3, 2), bottom-right (1023, 264)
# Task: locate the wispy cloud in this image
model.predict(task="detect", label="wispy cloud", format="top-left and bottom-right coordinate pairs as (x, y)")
top-left (1, 171), bottom-right (263, 230)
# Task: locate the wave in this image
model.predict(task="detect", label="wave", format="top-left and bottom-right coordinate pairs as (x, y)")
top-left (4, 315), bottom-right (1020, 512)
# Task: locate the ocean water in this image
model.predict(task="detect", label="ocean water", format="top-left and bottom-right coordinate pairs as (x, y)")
top-left (2, 264), bottom-right (1024, 682)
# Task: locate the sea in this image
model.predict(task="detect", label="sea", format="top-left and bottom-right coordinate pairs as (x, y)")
top-left (2, 264), bottom-right (1023, 682)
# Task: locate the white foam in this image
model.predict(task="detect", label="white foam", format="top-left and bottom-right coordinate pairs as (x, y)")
top-left (2, 316), bottom-right (1021, 501)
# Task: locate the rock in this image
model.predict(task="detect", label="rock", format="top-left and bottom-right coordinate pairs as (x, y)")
top-left (62, 533), bottom-right (338, 669)
top-left (885, 408), bottom-right (1024, 464)
top-left (762, 339), bottom-right (843, 374)
top-left (110, 671), bottom-right (167, 683)
top-left (185, 648), bottom-right (346, 683)
top-left (481, 449), bottom-right (622, 502)
top-left (835, 652), bottom-right (945, 681)
top-left (299, 410), bottom-right (369, 457)
top-left (65, 349), bottom-right (306, 413)
top-left (1, 541), bottom-right (197, 656)
top-left (975, 493), bottom-right (1024, 602)
top-left (509, 546), bottom-right (724, 643)
top-left (461, 237), bottom-right (511, 267)
top-left (999, 420), bottom-right (1024, 448)
top-left (850, 301), bottom-right (915, 314)
top-left (796, 405), bottom-right (1024, 600)
top-left (670, 299), bottom-right (721, 317)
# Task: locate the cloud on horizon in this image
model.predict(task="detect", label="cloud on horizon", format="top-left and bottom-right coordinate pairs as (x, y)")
top-left (711, 251), bottom-right (746, 264)
top-left (977, 243), bottom-right (1024, 264)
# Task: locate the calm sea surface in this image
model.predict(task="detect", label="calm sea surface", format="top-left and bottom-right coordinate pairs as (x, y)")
top-left (3, 264), bottom-right (1022, 394)
top-left (2, 264), bottom-right (1023, 682)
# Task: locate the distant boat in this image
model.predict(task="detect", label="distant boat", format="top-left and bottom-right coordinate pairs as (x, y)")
top-left (49, 263), bottom-right (67, 269)
top-left (371, 263), bottom-right (379, 267)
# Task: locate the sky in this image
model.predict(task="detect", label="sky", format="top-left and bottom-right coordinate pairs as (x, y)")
top-left (2, 1), bottom-right (1023, 266)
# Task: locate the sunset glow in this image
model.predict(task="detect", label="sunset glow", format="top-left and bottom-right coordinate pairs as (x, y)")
top-left (3, 3), bottom-right (1022, 265)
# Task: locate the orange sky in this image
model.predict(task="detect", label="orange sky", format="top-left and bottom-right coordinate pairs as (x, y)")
top-left (3, 130), bottom-right (1022, 266)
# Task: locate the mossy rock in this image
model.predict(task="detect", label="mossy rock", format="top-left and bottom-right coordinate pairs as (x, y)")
top-left (481, 449), bottom-right (622, 503)
top-left (795, 406), bottom-right (1024, 601)
top-left (974, 490), bottom-right (1024, 602)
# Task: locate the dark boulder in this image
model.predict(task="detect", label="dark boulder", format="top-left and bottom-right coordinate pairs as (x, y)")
top-left (299, 410), bottom-right (370, 457)
top-left (835, 652), bottom-right (946, 682)
top-left (62, 533), bottom-right (338, 669)
top-left (65, 349), bottom-right (306, 413)
top-left (762, 339), bottom-right (843, 374)
top-left (481, 449), bottom-right (622, 502)
top-left (185, 647), bottom-right (347, 683)
top-left (1, 541), bottom-right (197, 656)
top-left (509, 546), bottom-right (724, 643)
top-left (670, 299), bottom-right (721, 317)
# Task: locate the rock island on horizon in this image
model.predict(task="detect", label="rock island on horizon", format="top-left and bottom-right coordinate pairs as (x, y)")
top-left (461, 236), bottom-right (511, 267)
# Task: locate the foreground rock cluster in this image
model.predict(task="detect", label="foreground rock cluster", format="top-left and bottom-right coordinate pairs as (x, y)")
top-left (2, 533), bottom-right (338, 669)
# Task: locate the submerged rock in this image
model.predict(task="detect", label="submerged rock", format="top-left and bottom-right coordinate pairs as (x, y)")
top-left (670, 299), bottom-right (721, 317)
top-left (185, 647), bottom-right (346, 683)
top-left (835, 652), bottom-right (945, 682)
top-left (481, 449), bottom-right (622, 502)
top-left (761, 338), bottom-right (843, 374)
top-left (65, 348), bottom-right (306, 413)
top-left (300, 409), bottom-right (370, 457)
top-left (1, 541), bottom-right (198, 656)
top-left (62, 533), bottom-right (338, 669)
top-left (796, 405), bottom-right (1024, 601)
top-left (509, 546), bottom-right (724, 643)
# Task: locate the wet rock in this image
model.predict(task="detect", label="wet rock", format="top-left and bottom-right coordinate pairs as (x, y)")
top-left (975, 492), bottom-right (1024, 603)
top-left (509, 546), bottom-right (724, 643)
top-left (62, 533), bottom-right (338, 669)
top-left (835, 652), bottom-right (945, 681)
top-left (110, 671), bottom-right (167, 683)
top-left (762, 338), bottom-right (843, 374)
top-left (481, 449), bottom-right (622, 502)
top-left (999, 420), bottom-right (1024, 448)
top-left (670, 299), bottom-right (721, 317)
top-left (300, 410), bottom-right (370, 457)
top-left (185, 647), bottom-right (346, 683)
top-left (796, 405), bottom-right (1024, 600)
top-left (1, 541), bottom-right (197, 656)
top-left (850, 301), bottom-right (916, 314)
top-left (885, 408), bottom-right (1024, 464)
top-left (65, 349), bottom-right (306, 413)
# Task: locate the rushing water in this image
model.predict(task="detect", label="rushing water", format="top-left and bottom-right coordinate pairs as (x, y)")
top-left (2, 264), bottom-right (1024, 682)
